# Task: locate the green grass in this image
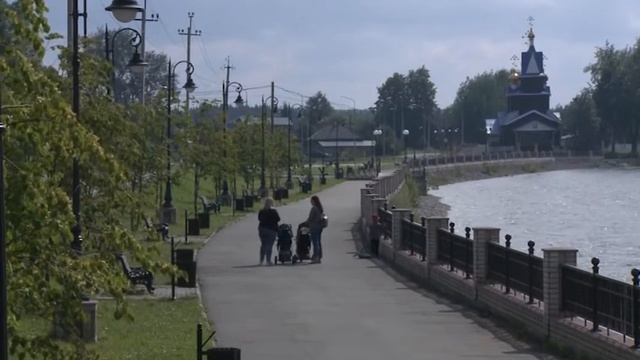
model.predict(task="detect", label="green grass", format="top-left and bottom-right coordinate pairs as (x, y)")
top-left (90, 298), bottom-right (211, 360)
top-left (389, 175), bottom-right (418, 209)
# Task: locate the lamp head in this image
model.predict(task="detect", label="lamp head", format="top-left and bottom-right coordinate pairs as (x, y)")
top-left (183, 76), bottom-right (197, 94)
top-left (233, 93), bottom-right (244, 106)
top-left (402, 129), bottom-right (410, 135)
top-left (105, 0), bottom-right (143, 23)
top-left (127, 50), bottom-right (148, 73)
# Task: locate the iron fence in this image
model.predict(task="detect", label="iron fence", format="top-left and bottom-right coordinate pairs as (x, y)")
top-left (436, 223), bottom-right (473, 278)
top-left (487, 236), bottom-right (543, 302)
top-left (378, 206), bottom-right (392, 239)
top-left (401, 215), bottom-right (426, 260)
top-left (562, 259), bottom-right (640, 346)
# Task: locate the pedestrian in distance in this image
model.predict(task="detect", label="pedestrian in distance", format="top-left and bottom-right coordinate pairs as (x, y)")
top-left (258, 197), bottom-right (280, 265)
top-left (305, 195), bottom-right (325, 263)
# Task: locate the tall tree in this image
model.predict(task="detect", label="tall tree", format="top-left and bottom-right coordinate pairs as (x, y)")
top-left (447, 70), bottom-right (510, 144)
top-left (305, 91), bottom-right (333, 131)
top-left (561, 89), bottom-right (601, 151)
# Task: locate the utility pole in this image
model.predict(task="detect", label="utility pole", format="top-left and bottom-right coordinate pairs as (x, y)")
top-left (178, 12), bottom-right (201, 113)
top-left (270, 81), bottom-right (275, 133)
top-left (135, 0), bottom-right (159, 104)
top-left (222, 56), bottom-right (234, 131)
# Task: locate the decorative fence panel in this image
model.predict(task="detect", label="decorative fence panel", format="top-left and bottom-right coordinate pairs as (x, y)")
top-left (401, 218), bottom-right (426, 260)
top-left (436, 228), bottom-right (474, 278)
top-left (487, 240), bottom-right (544, 302)
top-left (378, 207), bottom-right (392, 239)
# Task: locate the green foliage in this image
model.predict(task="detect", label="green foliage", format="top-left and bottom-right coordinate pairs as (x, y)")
top-left (447, 69), bottom-right (510, 144)
top-left (561, 89), bottom-right (601, 151)
top-left (305, 91), bottom-right (333, 130)
top-left (374, 66), bottom-right (437, 149)
top-left (1, 3), bottom-right (172, 358)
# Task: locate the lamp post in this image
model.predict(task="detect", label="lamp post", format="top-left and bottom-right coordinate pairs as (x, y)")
top-left (334, 118), bottom-right (340, 179)
top-left (0, 83), bottom-right (6, 360)
top-left (259, 97), bottom-right (267, 197)
top-left (373, 129), bottom-right (382, 172)
top-left (104, 26), bottom-right (148, 97)
top-left (221, 80), bottom-right (243, 198)
top-left (287, 104), bottom-right (303, 189)
top-left (163, 60), bottom-right (196, 224)
top-left (264, 95), bottom-right (278, 190)
top-left (402, 129), bottom-right (409, 163)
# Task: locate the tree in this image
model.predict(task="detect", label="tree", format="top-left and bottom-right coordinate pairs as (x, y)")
top-left (2, 3), bottom-right (170, 358)
top-left (561, 89), bottom-right (601, 151)
top-left (447, 70), bottom-right (510, 144)
top-left (83, 27), bottom-right (169, 105)
top-left (586, 42), bottom-right (629, 153)
top-left (305, 91), bottom-right (333, 131)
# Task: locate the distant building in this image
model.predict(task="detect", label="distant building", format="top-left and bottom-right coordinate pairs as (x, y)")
top-left (490, 27), bottom-right (560, 151)
top-left (310, 124), bottom-right (374, 159)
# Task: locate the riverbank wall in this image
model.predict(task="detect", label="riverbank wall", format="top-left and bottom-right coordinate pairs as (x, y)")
top-left (360, 158), bottom-right (640, 360)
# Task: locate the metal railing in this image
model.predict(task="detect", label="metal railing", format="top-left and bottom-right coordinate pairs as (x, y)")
top-left (400, 214), bottom-right (426, 261)
top-left (562, 259), bottom-right (640, 346)
top-left (420, 149), bottom-right (601, 167)
top-left (436, 223), bottom-right (473, 278)
top-left (487, 235), bottom-right (543, 302)
top-left (378, 205), bottom-right (392, 240)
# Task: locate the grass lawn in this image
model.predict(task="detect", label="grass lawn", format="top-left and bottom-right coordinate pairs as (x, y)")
top-left (90, 298), bottom-right (211, 360)
top-left (389, 174), bottom-right (418, 209)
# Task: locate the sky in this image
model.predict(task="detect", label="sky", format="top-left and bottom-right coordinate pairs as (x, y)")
top-left (43, 0), bottom-right (640, 110)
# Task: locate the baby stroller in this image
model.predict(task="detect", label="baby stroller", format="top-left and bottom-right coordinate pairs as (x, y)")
top-left (274, 224), bottom-right (294, 264)
top-left (292, 223), bottom-right (312, 263)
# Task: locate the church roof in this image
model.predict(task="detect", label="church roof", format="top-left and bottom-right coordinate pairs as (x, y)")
top-left (521, 28), bottom-right (545, 75)
top-left (310, 124), bottom-right (360, 141)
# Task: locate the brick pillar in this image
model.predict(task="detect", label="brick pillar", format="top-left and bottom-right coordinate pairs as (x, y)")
top-left (426, 217), bottom-right (449, 264)
top-left (391, 209), bottom-right (411, 251)
top-left (543, 248), bottom-right (578, 333)
top-left (472, 228), bottom-right (500, 284)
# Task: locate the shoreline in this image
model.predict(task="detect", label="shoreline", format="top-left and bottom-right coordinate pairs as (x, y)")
top-left (417, 157), bottom-right (614, 219)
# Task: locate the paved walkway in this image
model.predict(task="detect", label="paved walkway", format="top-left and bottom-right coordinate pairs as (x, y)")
top-left (198, 181), bottom-right (550, 359)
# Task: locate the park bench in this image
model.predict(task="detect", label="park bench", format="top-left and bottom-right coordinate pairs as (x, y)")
top-left (115, 253), bottom-right (155, 294)
top-left (199, 195), bottom-right (220, 214)
top-left (144, 217), bottom-right (169, 241)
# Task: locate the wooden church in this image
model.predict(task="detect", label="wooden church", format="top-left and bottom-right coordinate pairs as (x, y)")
top-left (489, 26), bottom-right (560, 151)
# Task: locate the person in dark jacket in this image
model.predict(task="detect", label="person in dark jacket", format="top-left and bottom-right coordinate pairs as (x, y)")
top-left (258, 197), bottom-right (280, 265)
top-left (305, 195), bottom-right (324, 263)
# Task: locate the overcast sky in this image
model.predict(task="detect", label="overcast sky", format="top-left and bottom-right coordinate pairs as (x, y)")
top-left (43, 0), bottom-right (640, 109)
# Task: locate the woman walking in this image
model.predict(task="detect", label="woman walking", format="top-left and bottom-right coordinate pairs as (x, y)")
top-left (305, 195), bottom-right (325, 263)
top-left (258, 197), bottom-right (280, 265)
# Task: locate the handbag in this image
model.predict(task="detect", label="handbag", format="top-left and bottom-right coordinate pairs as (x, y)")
top-left (321, 213), bottom-right (328, 228)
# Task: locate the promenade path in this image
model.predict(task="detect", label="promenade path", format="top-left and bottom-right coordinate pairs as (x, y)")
top-left (198, 181), bottom-right (550, 359)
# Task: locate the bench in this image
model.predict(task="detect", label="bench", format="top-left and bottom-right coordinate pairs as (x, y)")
top-left (199, 196), bottom-right (220, 214)
top-left (115, 253), bottom-right (154, 294)
top-left (144, 217), bottom-right (169, 241)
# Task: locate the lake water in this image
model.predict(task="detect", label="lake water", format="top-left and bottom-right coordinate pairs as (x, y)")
top-left (428, 168), bottom-right (640, 282)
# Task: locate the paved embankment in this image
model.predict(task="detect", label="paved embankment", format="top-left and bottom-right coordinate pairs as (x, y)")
top-left (198, 181), bottom-right (549, 359)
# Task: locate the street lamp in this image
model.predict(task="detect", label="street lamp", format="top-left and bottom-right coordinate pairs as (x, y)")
top-left (373, 129), bottom-right (382, 174)
top-left (220, 81), bottom-right (243, 199)
top-left (105, 26), bottom-right (148, 96)
top-left (402, 129), bottom-right (410, 162)
top-left (105, 0), bottom-right (143, 23)
top-left (264, 95), bottom-right (278, 189)
top-left (162, 59), bottom-right (196, 224)
top-left (287, 104), bottom-right (303, 189)
top-left (259, 97), bottom-right (268, 197)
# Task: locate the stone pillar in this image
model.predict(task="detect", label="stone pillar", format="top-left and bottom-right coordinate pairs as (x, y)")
top-left (81, 300), bottom-right (98, 342)
top-left (472, 227), bottom-right (500, 284)
top-left (360, 188), bottom-right (370, 221)
top-left (391, 209), bottom-right (411, 251)
top-left (543, 248), bottom-right (578, 332)
top-left (426, 217), bottom-right (449, 264)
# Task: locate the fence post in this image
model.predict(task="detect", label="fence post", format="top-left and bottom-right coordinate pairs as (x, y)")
top-left (448, 222), bottom-right (455, 271)
top-left (171, 236), bottom-right (176, 301)
top-left (408, 213), bottom-right (415, 255)
top-left (527, 241), bottom-right (535, 304)
top-left (421, 217), bottom-right (427, 261)
top-left (464, 227), bottom-right (471, 279)
top-left (505, 234), bottom-right (512, 294)
top-left (426, 217), bottom-right (449, 265)
top-left (542, 248), bottom-right (578, 337)
top-left (472, 227), bottom-right (500, 285)
top-left (632, 268), bottom-right (640, 348)
top-left (391, 208), bottom-right (411, 252)
top-left (184, 209), bottom-right (188, 244)
top-left (197, 323), bottom-right (203, 359)
top-left (591, 257), bottom-right (600, 332)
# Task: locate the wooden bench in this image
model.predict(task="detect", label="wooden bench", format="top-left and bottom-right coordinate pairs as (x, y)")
top-left (144, 217), bottom-right (169, 241)
top-left (199, 196), bottom-right (220, 214)
top-left (115, 254), bottom-right (154, 294)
